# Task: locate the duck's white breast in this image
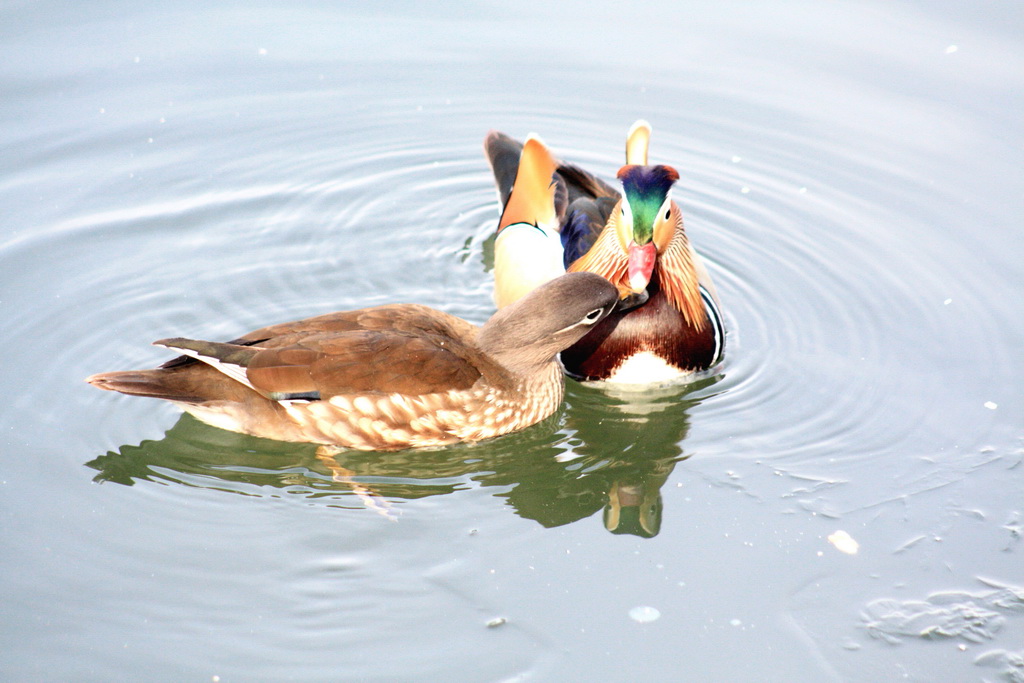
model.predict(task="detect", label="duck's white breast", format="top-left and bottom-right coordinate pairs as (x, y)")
top-left (602, 351), bottom-right (692, 385)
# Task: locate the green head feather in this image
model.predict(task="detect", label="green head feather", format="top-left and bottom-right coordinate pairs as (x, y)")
top-left (617, 165), bottom-right (680, 244)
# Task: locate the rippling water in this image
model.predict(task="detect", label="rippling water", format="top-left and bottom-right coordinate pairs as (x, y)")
top-left (3, 2), bottom-right (1023, 681)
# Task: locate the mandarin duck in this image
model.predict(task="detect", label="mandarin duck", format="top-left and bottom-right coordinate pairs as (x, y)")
top-left (485, 121), bottom-right (724, 383)
top-left (87, 272), bottom-right (619, 450)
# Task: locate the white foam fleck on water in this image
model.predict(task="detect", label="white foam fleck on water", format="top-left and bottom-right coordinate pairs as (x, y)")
top-left (828, 530), bottom-right (860, 555)
top-left (629, 606), bottom-right (661, 623)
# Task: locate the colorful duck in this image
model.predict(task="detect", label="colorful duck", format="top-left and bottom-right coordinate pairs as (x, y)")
top-left (87, 272), bottom-right (619, 450)
top-left (485, 121), bottom-right (724, 383)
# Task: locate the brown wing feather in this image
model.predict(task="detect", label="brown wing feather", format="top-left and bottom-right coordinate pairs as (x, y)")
top-left (245, 344), bottom-right (322, 395)
top-left (246, 328), bottom-right (485, 397)
top-left (244, 332), bottom-right (482, 397)
top-left (237, 304), bottom-right (477, 345)
top-left (556, 163), bottom-right (620, 204)
top-left (314, 331), bottom-right (483, 395)
top-left (159, 305), bottom-right (485, 396)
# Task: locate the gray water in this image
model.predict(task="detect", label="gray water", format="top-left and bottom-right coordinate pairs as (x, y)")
top-left (2, 2), bottom-right (1023, 681)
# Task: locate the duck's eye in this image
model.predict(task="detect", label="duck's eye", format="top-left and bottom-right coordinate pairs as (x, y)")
top-left (583, 308), bottom-right (605, 324)
top-left (664, 208), bottom-right (671, 220)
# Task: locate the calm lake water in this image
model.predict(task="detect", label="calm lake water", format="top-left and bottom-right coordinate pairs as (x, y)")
top-left (2, 2), bottom-right (1023, 681)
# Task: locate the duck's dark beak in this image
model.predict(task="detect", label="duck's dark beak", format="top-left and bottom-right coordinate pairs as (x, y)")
top-left (615, 289), bottom-right (649, 313)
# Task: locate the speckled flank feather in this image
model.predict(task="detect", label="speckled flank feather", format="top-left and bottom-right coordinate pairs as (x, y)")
top-left (276, 364), bottom-right (564, 450)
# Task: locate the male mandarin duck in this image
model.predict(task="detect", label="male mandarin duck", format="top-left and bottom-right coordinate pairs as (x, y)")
top-left (485, 121), bottom-right (724, 383)
top-left (87, 272), bottom-right (619, 450)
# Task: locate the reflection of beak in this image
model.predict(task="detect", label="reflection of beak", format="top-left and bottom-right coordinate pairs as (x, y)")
top-left (627, 242), bottom-right (656, 293)
top-left (615, 289), bottom-right (649, 313)
top-left (603, 481), bottom-right (662, 538)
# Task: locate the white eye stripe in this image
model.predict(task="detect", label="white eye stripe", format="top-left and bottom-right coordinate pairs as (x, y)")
top-left (657, 196), bottom-right (673, 222)
top-left (620, 199), bottom-right (633, 225)
top-left (554, 305), bottom-right (611, 334)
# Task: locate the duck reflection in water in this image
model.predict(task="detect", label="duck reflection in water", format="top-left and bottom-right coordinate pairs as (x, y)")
top-left (550, 379), bottom-right (717, 538)
top-left (86, 376), bottom-right (716, 537)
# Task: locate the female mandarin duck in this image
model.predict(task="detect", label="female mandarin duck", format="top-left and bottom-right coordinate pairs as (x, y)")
top-left (87, 272), bottom-right (619, 450)
top-left (485, 121), bottom-right (724, 383)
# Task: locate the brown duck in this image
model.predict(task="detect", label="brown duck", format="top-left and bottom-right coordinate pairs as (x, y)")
top-left (87, 272), bottom-right (619, 450)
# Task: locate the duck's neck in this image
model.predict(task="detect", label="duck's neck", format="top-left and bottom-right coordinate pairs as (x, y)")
top-left (504, 360), bottom-right (565, 426)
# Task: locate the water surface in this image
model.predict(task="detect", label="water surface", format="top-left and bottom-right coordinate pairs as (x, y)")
top-left (2, 2), bottom-right (1023, 681)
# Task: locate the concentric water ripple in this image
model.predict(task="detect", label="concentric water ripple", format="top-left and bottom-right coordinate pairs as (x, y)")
top-left (1, 24), bottom-right (1015, 483)
top-left (4, 65), bottom-right (1014, 479)
top-left (4, 4), bottom-right (1024, 683)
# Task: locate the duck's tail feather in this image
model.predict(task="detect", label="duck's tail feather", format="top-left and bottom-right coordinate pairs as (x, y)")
top-left (86, 370), bottom-right (203, 403)
top-left (483, 130), bottom-right (524, 208)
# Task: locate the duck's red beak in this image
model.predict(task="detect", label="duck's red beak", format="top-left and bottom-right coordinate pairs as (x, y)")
top-left (626, 242), bottom-right (656, 294)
